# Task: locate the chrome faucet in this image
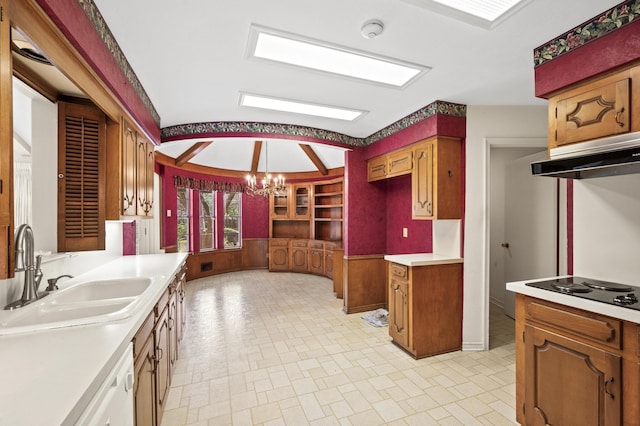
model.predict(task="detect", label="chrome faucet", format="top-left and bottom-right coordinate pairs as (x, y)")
top-left (46, 274), bottom-right (73, 292)
top-left (4, 224), bottom-right (45, 310)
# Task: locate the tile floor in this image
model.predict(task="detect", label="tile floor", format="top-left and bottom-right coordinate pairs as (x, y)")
top-left (161, 270), bottom-right (516, 425)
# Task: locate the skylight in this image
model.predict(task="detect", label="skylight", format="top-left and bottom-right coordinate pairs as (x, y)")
top-left (432, 0), bottom-right (524, 21)
top-left (240, 93), bottom-right (365, 121)
top-left (401, 0), bottom-right (530, 28)
top-left (249, 27), bottom-right (428, 87)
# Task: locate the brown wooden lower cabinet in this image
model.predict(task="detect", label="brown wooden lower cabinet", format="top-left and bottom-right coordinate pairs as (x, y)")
top-left (133, 313), bottom-right (156, 426)
top-left (133, 262), bottom-right (187, 426)
top-left (516, 294), bottom-right (640, 426)
top-left (154, 298), bottom-right (171, 425)
top-left (387, 261), bottom-right (462, 359)
top-left (268, 238), bottom-right (341, 280)
top-left (290, 240), bottom-right (308, 272)
top-left (269, 239), bottom-right (290, 271)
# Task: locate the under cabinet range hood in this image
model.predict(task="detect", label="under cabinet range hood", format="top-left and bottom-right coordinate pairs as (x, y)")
top-left (531, 131), bottom-right (640, 179)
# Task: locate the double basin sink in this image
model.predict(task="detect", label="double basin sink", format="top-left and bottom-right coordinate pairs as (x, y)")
top-left (0, 277), bottom-right (153, 335)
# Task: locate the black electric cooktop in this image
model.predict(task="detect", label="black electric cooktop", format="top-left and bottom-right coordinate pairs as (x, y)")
top-left (525, 276), bottom-right (640, 311)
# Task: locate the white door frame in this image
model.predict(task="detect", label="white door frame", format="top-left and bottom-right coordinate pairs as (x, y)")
top-left (482, 137), bottom-right (547, 348)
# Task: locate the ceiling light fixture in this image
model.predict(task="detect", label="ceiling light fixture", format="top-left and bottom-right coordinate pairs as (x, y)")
top-left (361, 20), bottom-right (384, 39)
top-left (400, 0), bottom-right (530, 28)
top-left (432, 0), bottom-right (523, 21)
top-left (246, 141), bottom-right (286, 197)
top-left (249, 26), bottom-right (428, 87)
top-left (240, 93), bottom-right (364, 121)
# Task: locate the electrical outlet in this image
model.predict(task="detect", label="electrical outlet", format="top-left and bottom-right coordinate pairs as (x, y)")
top-left (402, 227), bottom-right (408, 238)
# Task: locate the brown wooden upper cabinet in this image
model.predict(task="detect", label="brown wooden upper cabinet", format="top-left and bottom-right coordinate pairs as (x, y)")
top-left (547, 66), bottom-right (640, 149)
top-left (367, 146), bottom-right (413, 182)
top-left (58, 100), bottom-right (106, 252)
top-left (0, 1), bottom-right (14, 278)
top-left (106, 118), bottom-right (154, 219)
top-left (269, 184), bottom-right (310, 220)
top-left (412, 136), bottom-right (462, 220)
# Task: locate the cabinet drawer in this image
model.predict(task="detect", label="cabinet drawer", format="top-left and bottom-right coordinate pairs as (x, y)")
top-left (133, 311), bottom-right (154, 360)
top-left (155, 288), bottom-right (170, 318)
top-left (270, 238), bottom-right (289, 247)
top-left (291, 239), bottom-right (308, 248)
top-left (308, 240), bottom-right (323, 249)
top-left (390, 263), bottom-right (408, 280)
top-left (324, 242), bottom-right (337, 251)
top-left (524, 297), bottom-right (621, 350)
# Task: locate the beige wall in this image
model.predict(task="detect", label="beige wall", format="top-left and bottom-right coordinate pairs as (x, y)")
top-left (463, 105), bottom-right (548, 350)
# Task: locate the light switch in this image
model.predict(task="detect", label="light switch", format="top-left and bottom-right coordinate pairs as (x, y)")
top-left (167, 209), bottom-right (172, 217)
top-left (402, 227), bottom-right (408, 238)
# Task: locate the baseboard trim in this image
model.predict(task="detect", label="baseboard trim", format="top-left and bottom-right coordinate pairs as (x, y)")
top-left (462, 342), bottom-right (487, 351)
top-left (489, 297), bottom-right (504, 309)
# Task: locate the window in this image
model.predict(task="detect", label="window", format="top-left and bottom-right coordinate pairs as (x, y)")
top-left (223, 192), bottom-right (241, 248)
top-left (177, 188), bottom-right (190, 252)
top-left (199, 191), bottom-right (215, 251)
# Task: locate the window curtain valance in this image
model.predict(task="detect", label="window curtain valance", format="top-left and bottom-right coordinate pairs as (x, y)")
top-left (173, 175), bottom-right (245, 193)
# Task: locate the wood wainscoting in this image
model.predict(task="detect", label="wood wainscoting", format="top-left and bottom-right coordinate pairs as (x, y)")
top-left (186, 238), bottom-right (268, 281)
top-left (342, 255), bottom-right (387, 314)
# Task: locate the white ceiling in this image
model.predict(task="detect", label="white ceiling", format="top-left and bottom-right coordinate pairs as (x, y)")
top-left (88, 0), bottom-right (620, 173)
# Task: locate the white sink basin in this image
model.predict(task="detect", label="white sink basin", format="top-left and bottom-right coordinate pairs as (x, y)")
top-left (52, 277), bottom-right (152, 304)
top-left (1, 299), bottom-right (132, 329)
top-left (0, 277), bottom-right (154, 335)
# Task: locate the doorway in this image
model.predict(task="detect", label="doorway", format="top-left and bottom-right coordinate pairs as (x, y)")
top-left (485, 138), bottom-right (557, 346)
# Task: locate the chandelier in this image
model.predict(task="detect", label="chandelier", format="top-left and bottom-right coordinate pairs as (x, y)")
top-left (245, 141), bottom-right (287, 197)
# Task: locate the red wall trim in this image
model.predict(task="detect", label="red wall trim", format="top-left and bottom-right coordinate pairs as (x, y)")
top-left (535, 19), bottom-right (640, 98)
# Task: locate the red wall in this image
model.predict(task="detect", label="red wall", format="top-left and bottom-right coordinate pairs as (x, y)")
top-left (384, 175), bottom-right (433, 254)
top-left (344, 114), bottom-right (466, 257)
top-left (35, 0), bottom-right (161, 143)
top-left (159, 165), bottom-right (268, 250)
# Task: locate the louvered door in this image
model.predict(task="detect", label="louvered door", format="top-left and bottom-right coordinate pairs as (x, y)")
top-left (58, 101), bottom-right (106, 252)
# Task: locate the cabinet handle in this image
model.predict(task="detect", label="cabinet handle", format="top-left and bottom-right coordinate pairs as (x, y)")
top-left (156, 347), bottom-right (164, 361)
top-left (604, 377), bottom-right (615, 399)
top-left (615, 108), bottom-right (625, 127)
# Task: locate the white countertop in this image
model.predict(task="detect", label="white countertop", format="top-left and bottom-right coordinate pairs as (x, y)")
top-left (0, 253), bottom-right (187, 426)
top-left (507, 276), bottom-right (640, 324)
top-left (383, 253), bottom-right (464, 267)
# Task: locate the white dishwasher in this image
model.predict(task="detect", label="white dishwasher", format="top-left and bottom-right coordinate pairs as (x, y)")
top-left (75, 342), bottom-right (135, 426)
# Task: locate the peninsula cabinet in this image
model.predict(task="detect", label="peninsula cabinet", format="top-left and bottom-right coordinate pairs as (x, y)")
top-left (515, 295), bottom-right (640, 426)
top-left (106, 118), bottom-right (154, 220)
top-left (388, 262), bottom-right (462, 359)
top-left (412, 136), bottom-right (462, 220)
top-left (547, 65), bottom-right (640, 150)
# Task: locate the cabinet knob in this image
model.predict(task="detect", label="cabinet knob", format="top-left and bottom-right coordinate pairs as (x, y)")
top-left (58, 173), bottom-right (64, 179)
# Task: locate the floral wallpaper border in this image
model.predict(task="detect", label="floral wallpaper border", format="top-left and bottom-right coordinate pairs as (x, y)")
top-left (161, 100), bottom-right (466, 147)
top-left (534, 0), bottom-right (640, 67)
top-left (78, 0), bottom-right (161, 126)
